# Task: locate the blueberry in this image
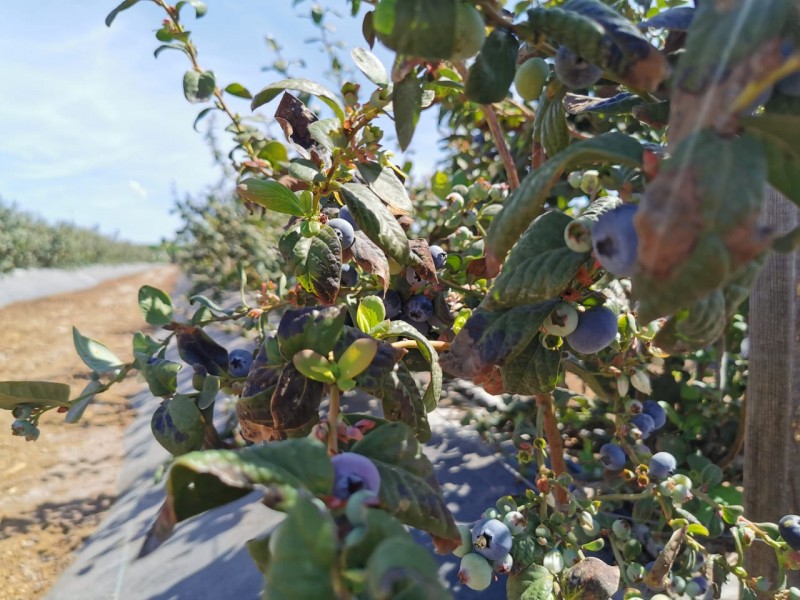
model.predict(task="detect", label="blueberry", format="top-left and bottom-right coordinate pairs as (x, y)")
top-left (591, 204), bottom-right (639, 277)
top-left (429, 244), bottom-right (448, 269)
top-left (630, 413), bottom-right (656, 439)
top-left (340, 263), bottom-right (358, 287)
top-left (554, 45), bottom-right (603, 89)
top-left (643, 400), bottom-right (667, 430)
top-left (471, 518), bottom-right (513, 561)
top-left (381, 290), bottom-right (403, 319)
top-left (542, 302), bottom-right (579, 337)
top-left (649, 452), bottom-right (677, 479)
top-left (405, 294), bottom-right (434, 323)
top-left (452, 523), bottom-right (473, 557)
top-left (493, 553), bottom-right (513, 574)
top-left (685, 576), bottom-right (708, 598)
top-left (599, 443), bottom-right (626, 470)
top-left (328, 218), bottom-right (355, 249)
top-left (566, 306), bottom-right (618, 354)
top-left (338, 205), bottom-right (359, 230)
top-left (779, 515), bottom-right (800, 551)
top-left (331, 452), bottom-right (381, 500)
top-left (228, 348), bottom-right (254, 378)
top-left (458, 553), bottom-right (493, 591)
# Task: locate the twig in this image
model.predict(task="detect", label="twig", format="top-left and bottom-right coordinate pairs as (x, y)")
top-left (535, 392), bottom-right (568, 507)
top-left (391, 340), bottom-right (451, 351)
top-left (328, 386), bottom-right (340, 455)
top-left (454, 62), bottom-right (520, 190)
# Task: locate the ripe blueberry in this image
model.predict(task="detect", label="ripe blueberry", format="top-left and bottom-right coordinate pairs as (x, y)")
top-left (591, 204), bottom-right (639, 277)
top-left (458, 553), bottom-right (493, 591)
top-left (338, 205), bottom-right (358, 230)
top-left (328, 218), bottom-right (355, 249)
top-left (566, 306), bottom-right (618, 354)
top-left (643, 400), bottom-right (667, 430)
top-left (600, 443), bottom-right (626, 470)
top-left (649, 452), bottom-right (677, 479)
top-left (405, 294), bottom-right (434, 323)
top-left (340, 263), bottom-right (358, 287)
top-left (429, 245), bottom-right (448, 269)
top-left (471, 518), bottom-right (513, 561)
top-left (630, 413), bottom-right (655, 439)
top-left (331, 452), bottom-right (381, 500)
top-left (381, 290), bottom-right (403, 319)
top-left (228, 348), bottom-right (253, 378)
top-left (779, 515), bottom-right (800, 551)
top-left (554, 45), bottom-right (602, 89)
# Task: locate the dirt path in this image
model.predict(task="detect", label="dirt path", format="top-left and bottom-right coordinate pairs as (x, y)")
top-left (0, 265), bottom-right (179, 600)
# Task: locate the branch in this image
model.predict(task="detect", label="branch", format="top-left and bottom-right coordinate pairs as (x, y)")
top-left (535, 392), bottom-right (568, 507)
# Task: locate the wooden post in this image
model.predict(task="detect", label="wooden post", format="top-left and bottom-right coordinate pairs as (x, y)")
top-left (744, 186), bottom-right (800, 588)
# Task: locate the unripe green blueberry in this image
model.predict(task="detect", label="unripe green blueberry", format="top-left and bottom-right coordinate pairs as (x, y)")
top-left (451, 3), bottom-right (486, 61)
top-left (345, 489), bottom-right (379, 526)
top-left (515, 57), bottom-right (550, 101)
top-left (579, 170), bottom-right (601, 196)
top-left (493, 552), bottom-right (513, 574)
top-left (458, 553), bottom-right (493, 590)
top-left (453, 523), bottom-right (473, 557)
top-left (612, 519), bottom-right (632, 540)
top-left (502, 510), bottom-right (527, 535)
top-left (567, 171), bottom-right (583, 189)
top-left (543, 548), bottom-right (564, 574)
top-left (542, 302), bottom-right (579, 337)
top-left (625, 562), bottom-right (646, 582)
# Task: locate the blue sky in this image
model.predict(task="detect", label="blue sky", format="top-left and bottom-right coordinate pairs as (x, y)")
top-left (0, 1), bottom-right (443, 244)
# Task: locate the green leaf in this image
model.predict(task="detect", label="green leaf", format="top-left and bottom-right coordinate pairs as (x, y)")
top-left (654, 290), bottom-right (727, 353)
top-left (0, 381), bottom-right (71, 410)
top-left (366, 537), bottom-right (451, 599)
top-left (192, 106), bottom-right (216, 131)
top-left (465, 29), bottom-right (519, 104)
top-left (223, 82), bottom-right (251, 99)
top-left (176, 0), bottom-right (207, 18)
top-left (535, 82), bottom-right (569, 158)
top-left (351, 47), bottom-right (389, 87)
top-left (486, 133), bottom-right (643, 270)
top-left (277, 306), bottom-right (348, 360)
top-left (393, 73), bottom-right (422, 151)
top-left (288, 159), bottom-right (324, 183)
top-left (293, 225), bottom-right (343, 304)
top-left (501, 336), bottom-right (562, 395)
top-left (142, 358), bottom-right (181, 397)
top-left (105, 0), bottom-right (140, 27)
top-left (154, 44), bottom-right (187, 59)
top-left (741, 113), bottom-right (800, 206)
top-left (259, 140), bottom-right (289, 165)
top-left (138, 285), bottom-right (174, 326)
top-left (183, 70), bottom-right (216, 103)
top-left (65, 380), bottom-right (104, 424)
top-left (351, 422), bottom-right (458, 540)
top-left (263, 497), bottom-right (338, 599)
top-left (167, 437), bottom-right (332, 522)
top-left (251, 78), bottom-right (345, 123)
top-left (246, 532), bottom-right (272, 575)
top-left (507, 563), bottom-right (555, 600)
top-left (564, 91), bottom-right (642, 115)
top-left (357, 296), bottom-right (387, 332)
top-left (72, 327), bottom-right (125, 373)
top-left (374, 0), bottom-right (456, 60)
top-left (292, 350), bottom-right (337, 384)
top-left (307, 118), bottom-right (346, 154)
top-left (720, 504), bottom-right (744, 525)
top-left (439, 302), bottom-right (557, 379)
top-left (237, 178), bottom-right (308, 217)
top-left (341, 183), bottom-right (412, 266)
top-left (337, 338), bottom-right (379, 380)
top-left (686, 523), bottom-right (710, 537)
top-left (188, 294), bottom-right (232, 316)
top-left (197, 374), bottom-right (220, 410)
top-left (151, 394), bottom-right (205, 456)
top-left (356, 163), bottom-right (414, 214)
top-left (370, 320), bottom-right (442, 412)
top-left (487, 211), bottom-right (591, 309)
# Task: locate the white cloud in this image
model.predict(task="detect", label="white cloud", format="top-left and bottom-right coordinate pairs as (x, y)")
top-left (128, 180), bottom-right (149, 200)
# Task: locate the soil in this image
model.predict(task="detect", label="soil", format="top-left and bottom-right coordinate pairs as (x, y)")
top-left (0, 265), bottom-right (179, 600)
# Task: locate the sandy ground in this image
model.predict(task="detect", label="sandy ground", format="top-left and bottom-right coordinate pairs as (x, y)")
top-left (0, 265), bottom-right (179, 600)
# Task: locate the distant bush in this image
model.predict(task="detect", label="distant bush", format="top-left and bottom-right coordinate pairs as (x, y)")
top-left (170, 191), bottom-right (285, 297)
top-left (0, 199), bottom-right (162, 273)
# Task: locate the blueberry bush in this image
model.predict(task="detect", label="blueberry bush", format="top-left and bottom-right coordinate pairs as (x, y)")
top-left (4, 0), bottom-right (800, 598)
top-left (0, 199), bottom-right (162, 273)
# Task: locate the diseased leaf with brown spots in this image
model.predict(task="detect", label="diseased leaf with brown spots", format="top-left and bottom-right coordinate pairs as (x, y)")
top-left (348, 230), bottom-right (391, 292)
top-left (270, 363), bottom-right (324, 435)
